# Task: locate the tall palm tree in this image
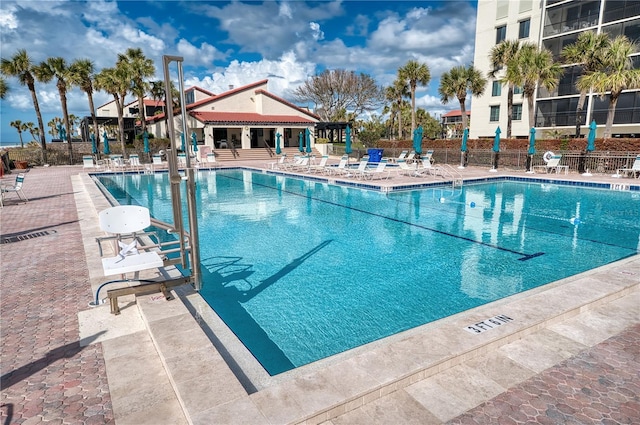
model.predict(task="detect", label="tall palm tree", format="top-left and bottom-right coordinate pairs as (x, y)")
top-left (510, 44), bottom-right (563, 130)
top-left (95, 66), bottom-right (130, 155)
top-left (577, 35), bottom-right (640, 138)
top-left (384, 78), bottom-right (409, 139)
top-left (488, 39), bottom-right (522, 138)
top-left (438, 64), bottom-right (487, 131)
top-left (48, 117), bottom-right (61, 137)
top-left (562, 31), bottom-right (611, 137)
top-left (118, 48), bottom-right (155, 135)
top-left (36, 57), bottom-right (74, 163)
top-left (0, 76), bottom-right (7, 99)
top-left (69, 58), bottom-right (100, 152)
top-left (398, 60), bottom-right (431, 135)
top-left (1, 49), bottom-right (48, 162)
top-left (149, 80), bottom-right (169, 137)
top-left (10, 120), bottom-right (27, 148)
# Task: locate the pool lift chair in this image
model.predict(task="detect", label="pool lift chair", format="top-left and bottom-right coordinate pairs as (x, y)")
top-left (90, 205), bottom-right (192, 314)
top-left (90, 55), bottom-right (203, 315)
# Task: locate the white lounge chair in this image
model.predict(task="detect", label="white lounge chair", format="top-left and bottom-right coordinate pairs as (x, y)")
top-left (152, 154), bottom-right (166, 171)
top-left (345, 158), bottom-right (370, 179)
top-left (422, 149), bottom-right (434, 164)
top-left (415, 158), bottom-right (440, 177)
top-left (128, 154), bottom-right (142, 172)
top-left (323, 155), bottom-right (350, 175)
top-left (615, 155), bottom-right (640, 178)
top-left (307, 155), bottom-right (329, 173)
top-left (533, 154), bottom-right (568, 174)
top-left (396, 159), bottom-right (418, 177)
top-left (83, 155), bottom-right (95, 169)
top-left (384, 150), bottom-right (408, 163)
top-left (1, 173), bottom-right (28, 206)
top-left (406, 151), bottom-right (417, 164)
top-left (362, 160), bottom-right (391, 180)
top-left (267, 154), bottom-right (286, 170)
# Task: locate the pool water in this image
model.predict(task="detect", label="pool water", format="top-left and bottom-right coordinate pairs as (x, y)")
top-left (97, 170), bottom-right (640, 375)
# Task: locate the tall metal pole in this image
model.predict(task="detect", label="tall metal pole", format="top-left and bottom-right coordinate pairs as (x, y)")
top-left (162, 55), bottom-right (203, 291)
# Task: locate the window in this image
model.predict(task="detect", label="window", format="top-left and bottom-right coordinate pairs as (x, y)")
top-left (512, 104), bottom-right (523, 121)
top-left (490, 105), bottom-right (500, 122)
top-left (496, 25), bottom-right (507, 44)
top-left (514, 85), bottom-right (523, 95)
top-left (492, 81), bottom-right (502, 96)
top-left (519, 19), bottom-right (530, 38)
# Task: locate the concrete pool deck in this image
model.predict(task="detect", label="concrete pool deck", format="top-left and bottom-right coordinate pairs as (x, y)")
top-left (1, 162), bottom-right (638, 424)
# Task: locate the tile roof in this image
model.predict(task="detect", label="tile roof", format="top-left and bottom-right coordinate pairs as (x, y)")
top-left (190, 111), bottom-right (316, 124)
top-left (442, 109), bottom-right (471, 118)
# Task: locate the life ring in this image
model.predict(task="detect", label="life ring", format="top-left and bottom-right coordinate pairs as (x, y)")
top-left (543, 151), bottom-right (555, 163)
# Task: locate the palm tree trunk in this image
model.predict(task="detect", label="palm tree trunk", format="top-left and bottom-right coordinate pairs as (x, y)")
top-left (574, 90), bottom-right (587, 138)
top-left (60, 90), bottom-right (73, 165)
top-left (138, 95), bottom-right (147, 134)
top-left (87, 93), bottom-right (100, 158)
top-left (604, 96), bottom-right (618, 139)
top-left (459, 100), bottom-right (468, 130)
top-left (527, 96), bottom-right (535, 130)
top-left (410, 86), bottom-right (416, 136)
top-left (506, 84), bottom-right (514, 138)
top-left (28, 82), bottom-right (47, 163)
top-left (397, 101), bottom-right (403, 140)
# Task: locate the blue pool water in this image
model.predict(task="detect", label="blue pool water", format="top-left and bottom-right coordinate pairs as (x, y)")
top-left (97, 170), bottom-right (640, 375)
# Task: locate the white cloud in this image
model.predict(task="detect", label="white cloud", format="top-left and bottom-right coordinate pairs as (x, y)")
top-left (0, 4), bottom-right (18, 30)
top-left (279, 2), bottom-right (293, 19)
top-left (309, 22), bottom-right (325, 41)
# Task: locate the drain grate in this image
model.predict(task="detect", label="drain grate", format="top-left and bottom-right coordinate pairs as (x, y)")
top-left (1, 230), bottom-right (57, 244)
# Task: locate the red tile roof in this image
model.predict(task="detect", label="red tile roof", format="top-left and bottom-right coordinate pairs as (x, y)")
top-left (442, 110), bottom-right (471, 118)
top-left (190, 111), bottom-right (316, 124)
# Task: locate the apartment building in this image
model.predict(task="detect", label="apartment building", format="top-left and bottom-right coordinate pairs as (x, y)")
top-left (471, 0), bottom-right (640, 139)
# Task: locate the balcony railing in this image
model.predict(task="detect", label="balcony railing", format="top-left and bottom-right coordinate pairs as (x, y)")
top-left (543, 17), bottom-right (598, 38)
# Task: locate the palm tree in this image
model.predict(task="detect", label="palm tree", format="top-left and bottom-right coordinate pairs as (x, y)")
top-left (118, 48), bottom-right (155, 135)
top-left (510, 44), bottom-right (563, 130)
top-left (489, 39), bottom-right (522, 138)
top-left (562, 31), bottom-right (611, 138)
top-left (438, 64), bottom-right (487, 131)
top-left (48, 117), bottom-right (61, 137)
top-left (0, 76), bottom-right (7, 99)
top-left (95, 66), bottom-right (130, 155)
top-left (398, 60), bottom-right (431, 135)
top-left (149, 80), bottom-right (169, 137)
top-left (384, 78), bottom-right (409, 139)
top-left (577, 35), bottom-right (640, 138)
top-left (36, 57), bottom-right (74, 163)
top-left (69, 58), bottom-right (100, 152)
top-left (10, 120), bottom-right (27, 148)
top-left (1, 49), bottom-right (48, 162)
top-left (25, 121), bottom-right (39, 144)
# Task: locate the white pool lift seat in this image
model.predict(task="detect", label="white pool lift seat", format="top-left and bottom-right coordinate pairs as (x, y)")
top-left (97, 205), bottom-right (164, 277)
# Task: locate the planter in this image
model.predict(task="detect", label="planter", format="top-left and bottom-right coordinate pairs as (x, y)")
top-left (316, 143), bottom-right (333, 155)
top-left (15, 161), bottom-right (28, 169)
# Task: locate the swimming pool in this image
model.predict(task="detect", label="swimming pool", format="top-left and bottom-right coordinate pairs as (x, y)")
top-left (97, 170), bottom-right (640, 375)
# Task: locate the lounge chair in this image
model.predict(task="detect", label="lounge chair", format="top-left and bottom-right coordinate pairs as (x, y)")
top-left (384, 150), bottom-right (408, 163)
top-left (533, 154), bottom-right (568, 174)
top-left (83, 155), bottom-right (95, 169)
top-left (422, 149), bottom-right (435, 164)
top-left (396, 159), bottom-right (418, 177)
top-left (281, 155), bottom-right (304, 171)
top-left (615, 155), bottom-right (640, 178)
top-left (267, 154), bottom-right (286, 170)
top-left (415, 158), bottom-right (440, 177)
top-left (128, 154), bottom-right (142, 172)
top-left (152, 154), bottom-right (166, 171)
top-left (406, 151), bottom-right (417, 164)
top-left (345, 158), bottom-right (370, 179)
top-left (307, 155), bottom-right (329, 173)
top-left (362, 160), bottom-right (391, 180)
top-left (1, 173), bottom-right (28, 206)
top-left (323, 155), bottom-right (350, 175)
top-left (177, 153), bottom-right (187, 169)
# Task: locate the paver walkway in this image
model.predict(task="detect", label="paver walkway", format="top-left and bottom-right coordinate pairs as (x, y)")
top-left (1, 164), bottom-right (638, 424)
top-left (1, 166), bottom-right (114, 425)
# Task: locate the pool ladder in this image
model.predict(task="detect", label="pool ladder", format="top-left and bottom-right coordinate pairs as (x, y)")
top-left (440, 164), bottom-right (463, 187)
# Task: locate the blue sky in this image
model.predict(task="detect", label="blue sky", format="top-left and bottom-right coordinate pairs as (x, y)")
top-left (0, 0), bottom-right (478, 145)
